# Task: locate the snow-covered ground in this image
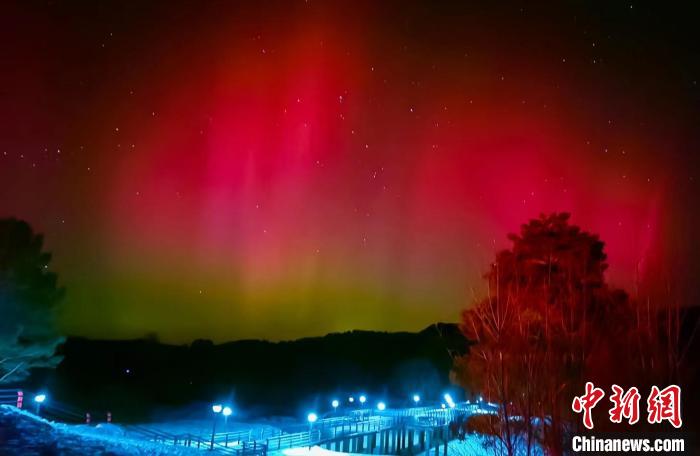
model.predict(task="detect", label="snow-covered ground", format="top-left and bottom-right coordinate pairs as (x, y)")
top-left (434, 435), bottom-right (543, 456)
top-left (0, 405), bottom-right (201, 455)
top-left (278, 437), bottom-right (542, 456)
top-left (281, 445), bottom-right (365, 456)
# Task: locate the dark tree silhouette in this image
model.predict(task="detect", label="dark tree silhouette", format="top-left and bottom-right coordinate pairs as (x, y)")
top-left (453, 213), bottom-right (636, 455)
top-left (0, 218), bottom-right (64, 383)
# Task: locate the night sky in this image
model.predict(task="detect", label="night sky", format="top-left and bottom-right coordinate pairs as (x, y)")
top-left (1, 1), bottom-right (698, 342)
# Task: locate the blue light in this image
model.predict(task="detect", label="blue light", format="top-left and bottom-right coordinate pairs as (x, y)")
top-left (212, 404), bottom-right (223, 413)
top-left (412, 394), bottom-right (420, 404)
top-left (331, 399), bottom-right (339, 408)
top-left (377, 401), bottom-right (386, 411)
top-left (222, 406), bottom-right (233, 417)
top-left (34, 394), bottom-right (46, 404)
top-left (359, 395), bottom-right (366, 404)
top-left (348, 396), bottom-right (355, 403)
top-left (307, 412), bottom-right (318, 423)
top-left (443, 393), bottom-right (455, 408)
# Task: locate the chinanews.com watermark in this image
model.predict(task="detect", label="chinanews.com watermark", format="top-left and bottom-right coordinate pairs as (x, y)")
top-left (568, 383), bottom-right (689, 453)
top-left (571, 435), bottom-right (685, 453)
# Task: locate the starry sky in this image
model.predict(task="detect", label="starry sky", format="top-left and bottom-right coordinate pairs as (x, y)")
top-left (1, 1), bottom-right (698, 343)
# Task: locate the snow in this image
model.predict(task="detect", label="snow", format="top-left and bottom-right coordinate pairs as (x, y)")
top-left (274, 434), bottom-right (543, 456)
top-left (282, 445), bottom-right (365, 456)
top-left (434, 435), bottom-right (544, 456)
top-left (0, 405), bottom-right (201, 455)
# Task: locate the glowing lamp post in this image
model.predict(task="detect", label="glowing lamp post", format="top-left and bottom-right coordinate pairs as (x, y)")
top-left (34, 393), bottom-right (46, 416)
top-left (348, 396), bottom-right (355, 404)
top-left (377, 402), bottom-right (386, 411)
top-left (331, 399), bottom-right (339, 413)
top-left (211, 404), bottom-right (223, 449)
top-left (307, 412), bottom-right (318, 441)
top-left (412, 394), bottom-right (420, 406)
top-left (443, 393), bottom-right (455, 409)
top-left (359, 395), bottom-right (366, 406)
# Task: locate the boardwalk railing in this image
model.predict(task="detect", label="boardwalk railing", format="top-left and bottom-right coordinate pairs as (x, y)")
top-left (125, 424), bottom-right (267, 455)
top-left (1, 388), bottom-right (257, 454)
top-left (214, 426), bottom-right (281, 447)
top-left (265, 429), bottom-right (321, 451)
top-left (1, 389), bottom-right (89, 424)
top-left (0, 389), bottom-right (21, 407)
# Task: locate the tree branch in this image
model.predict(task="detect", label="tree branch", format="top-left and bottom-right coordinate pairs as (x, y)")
top-left (0, 362), bottom-right (25, 383)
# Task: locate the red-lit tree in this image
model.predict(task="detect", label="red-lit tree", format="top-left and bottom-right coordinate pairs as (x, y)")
top-left (453, 213), bottom-right (637, 455)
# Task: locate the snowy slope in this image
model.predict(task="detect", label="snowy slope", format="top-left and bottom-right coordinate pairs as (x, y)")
top-left (0, 405), bottom-right (201, 455)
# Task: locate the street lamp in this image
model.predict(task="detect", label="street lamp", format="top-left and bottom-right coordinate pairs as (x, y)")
top-left (34, 393), bottom-right (46, 416)
top-left (331, 399), bottom-right (339, 412)
top-left (443, 393), bottom-right (455, 409)
top-left (307, 412), bottom-right (318, 443)
top-left (359, 395), bottom-right (366, 405)
top-left (222, 407), bottom-right (233, 429)
top-left (377, 402), bottom-right (386, 411)
top-left (348, 396), bottom-right (355, 404)
top-left (211, 403), bottom-right (223, 449)
top-left (412, 394), bottom-right (420, 405)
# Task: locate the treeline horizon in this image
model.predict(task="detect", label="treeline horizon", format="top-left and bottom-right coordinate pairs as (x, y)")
top-left (23, 323), bottom-right (470, 422)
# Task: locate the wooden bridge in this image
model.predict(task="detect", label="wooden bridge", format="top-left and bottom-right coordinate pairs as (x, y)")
top-left (305, 405), bottom-right (481, 456)
top-left (2, 388), bottom-right (490, 455)
top-left (251, 403), bottom-right (486, 455)
top-left (314, 422), bottom-right (453, 455)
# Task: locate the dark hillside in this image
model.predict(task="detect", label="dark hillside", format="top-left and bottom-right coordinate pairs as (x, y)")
top-left (30, 323), bottom-right (470, 421)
